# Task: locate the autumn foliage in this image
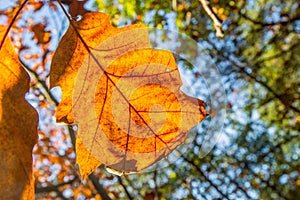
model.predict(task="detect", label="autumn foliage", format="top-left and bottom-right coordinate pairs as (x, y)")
top-left (1, 0), bottom-right (299, 199)
top-left (0, 1), bottom-right (205, 199)
top-left (0, 26), bottom-right (38, 199)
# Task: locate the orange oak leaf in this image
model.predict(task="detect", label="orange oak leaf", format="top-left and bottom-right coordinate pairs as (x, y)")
top-left (76, 137), bottom-right (100, 180)
top-left (74, 48), bottom-right (206, 173)
top-left (50, 12), bottom-right (206, 176)
top-left (50, 12), bottom-right (149, 124)
top-left (0, 26), bottom-right (38, 199)
top-left (50, 12), bottom-right (149, 178)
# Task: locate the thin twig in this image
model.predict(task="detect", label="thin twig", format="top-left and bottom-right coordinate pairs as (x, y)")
top-left (0, 0), bottom-right (28, 50)
top-left (66, 124), bottom-right (112, 200)
top-left (195, 144), bottom-right (253, 199)
top-left (117, 176), bottom-right (134, 200)
top-left (35, 178), bottom-right (76, 193)
top-left (229, 4), bottom-right (300, 26)
top-left (183, 156), bottom-right (230, 200)
top-left (153, 170), bottom-right (160, 200)
top-left (21, 59), bottom-right (59, 106)
top-left (235, 62), bottom-right (300, 113)
top-left (207, 40), bottom-right (300, 114)
top-left (199, 0), bottom-right (224, 37)
top-left (89, 173), bottom-right (112, 200)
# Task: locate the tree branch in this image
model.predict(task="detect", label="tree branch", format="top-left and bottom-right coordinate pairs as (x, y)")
top-left (153, 170), bottom-right (160, 200)
top-left (21, 59), bottom-right (59, 106)
top-left (199, 0), bottom-right (224, 37)
top-left (207, 40), bottom-right (300, 114)
top-left (230, 4), bottom-right (300, 27)
top-left (67, 125), bottom-right (112, 200)
top-left (89, 173), bottom-right (112, 200)
top-left (183, 156), bottom-right (230, 200)
top-left (117, 176), bottom-right (134, 200)
top-left (35, 178), bottom-right (76, 194)
top-left (234, 62), bottom-right (300, 113)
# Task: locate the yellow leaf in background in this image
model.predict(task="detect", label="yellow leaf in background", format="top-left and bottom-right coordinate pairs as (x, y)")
top-left (0, 26), bottom-right (38, 199)
top-left (31, 23), bottom-right (51, 45)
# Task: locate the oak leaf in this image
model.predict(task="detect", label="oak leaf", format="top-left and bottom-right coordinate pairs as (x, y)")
top-left (51, 12), bottom-right (150, 178)
top-left (50, 12), bottom-right (206, 177)
top-left (50, 12), bottom-right (149, 124)
top-left (0, 26), bottom-right (38, 199)
top-left (76, 137), bottom-right (100, 180)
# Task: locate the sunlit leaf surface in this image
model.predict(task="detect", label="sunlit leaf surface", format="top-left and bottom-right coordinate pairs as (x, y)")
top-left (0, 26), bottom-right (38, 199)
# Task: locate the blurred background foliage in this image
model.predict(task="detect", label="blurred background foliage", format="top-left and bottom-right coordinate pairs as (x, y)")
top-left (0, 0), bottom-right (299, 199)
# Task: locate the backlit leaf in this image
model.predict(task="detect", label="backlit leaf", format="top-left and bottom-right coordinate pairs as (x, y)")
top-left (0, 26), bottom-right (38, 199)
top-left (50, 12), bottom-right (206, 176)
top-left (50, 12), bottom-right (149, 124)
top-left (76, 137), bottom-right (100, 180)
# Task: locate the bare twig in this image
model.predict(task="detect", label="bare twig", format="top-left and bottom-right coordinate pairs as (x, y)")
top-left (183, 156), bottom-right (230, 200)
top-left (229, 4), bottom-right (300, 27)
top-left (153, 170), bottom-right (160, 200)
top-left (207, 40), bottom-right (300, 114)
top-left (117, 176), bottom-right (134, 200)
top-left (195, 143), bottom-right (253, 199)
top-left (199, 0), bottom-right (224, 37)
top-left (35, 178), bottom-right (76, 193)
top-left (21, 59), bottom-right (59, 106)
top-left (66, 124), bottom-right (112, 200)
top-left (89, 173), bottom-right (112, 200)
